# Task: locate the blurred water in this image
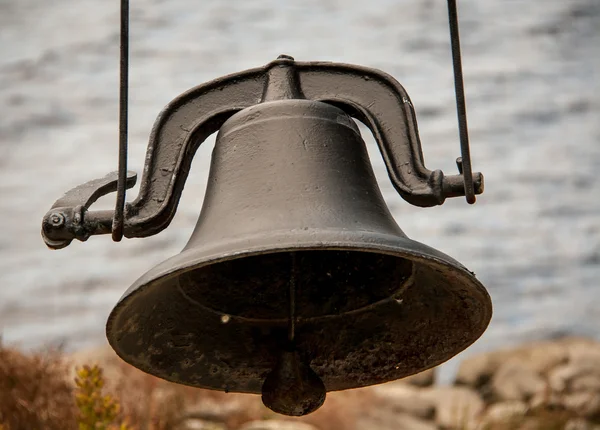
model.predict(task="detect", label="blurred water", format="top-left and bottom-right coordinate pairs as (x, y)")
top-left (1, 0), bottom-right (599, 381)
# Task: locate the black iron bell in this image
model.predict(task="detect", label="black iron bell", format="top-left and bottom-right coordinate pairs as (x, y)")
top-left (42, 56), bottom-right (491, 416)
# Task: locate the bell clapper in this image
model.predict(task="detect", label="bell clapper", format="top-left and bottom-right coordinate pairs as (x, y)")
top-left (261, 252), bottom-right (326, 416)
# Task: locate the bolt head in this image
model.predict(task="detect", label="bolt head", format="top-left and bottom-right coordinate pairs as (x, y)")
top-left (49, 212), bottom-right (65, 227)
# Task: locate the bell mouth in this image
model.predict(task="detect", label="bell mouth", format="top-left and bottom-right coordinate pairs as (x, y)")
top-left (177, 250), bottom-right (414, 324)
top-left (106, 229), bottom-right (492, 395)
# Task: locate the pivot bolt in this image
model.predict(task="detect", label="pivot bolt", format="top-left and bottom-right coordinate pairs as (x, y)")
top-left (49, 213), bottom-right (65, 227)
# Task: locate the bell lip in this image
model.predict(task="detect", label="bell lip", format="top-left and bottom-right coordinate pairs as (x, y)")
top-left (106, 228), bottom-right (492, 392)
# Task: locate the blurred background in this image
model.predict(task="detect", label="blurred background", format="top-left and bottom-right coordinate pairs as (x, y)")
top-left (0, 0), bottom-right (598, 383)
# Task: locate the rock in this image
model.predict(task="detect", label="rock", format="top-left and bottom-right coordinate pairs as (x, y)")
top-left (420, 385), bottom-right (485, 429)
top-left (572, 375), bottom-right (600, 393)
top-left (454, 340), bottom-right (568, 389)
top-left (455, 351), bottom-right (506, 388)
top-left (491, 359), bottom-right (547, 402)
top-left (565, 418), bottom-right (596, 430)
top-left (455, 341), bottom-right (569, 388)
top-left (372, 383), bottom-right (435, 419)
top-left (358, 411), bottom-right (437, 430)
top-left (562, 392), bottom-right (600, 419)
top-left (479, 400), bottom-right (528, 426)
top-left (549, 364), bottom-right (583, 392)
top-left (239, 421), bottom-right (318, 430)
top-left (549, 363), bottom-right (600, 393)
top-left (517, 418), bottom-right (556, 430)
top-left (521, 341), bottom-right (570, 374)
top-left (179, 397), bottom-right (246, 424)
top-left (178, 421), bottom-right (227, 430)
top-left (399, 368), bottom-right (436, 387)
top-left (529, 391), bottom-right (562, 410)
top-left (565, 338), bottom-right (600, 366)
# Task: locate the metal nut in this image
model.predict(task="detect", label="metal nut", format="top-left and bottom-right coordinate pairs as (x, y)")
top-left (49, 212), bottom-right (65, 227)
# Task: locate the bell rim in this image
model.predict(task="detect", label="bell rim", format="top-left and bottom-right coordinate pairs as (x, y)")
top-left (106, 228), bottom-right (492, 393)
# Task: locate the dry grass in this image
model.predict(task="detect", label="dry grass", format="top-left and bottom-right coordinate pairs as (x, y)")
top-left (0, 344), bottom-right (76, 429)
top-left (108, 360), bottom-right (267, 430)
top-left (0, 343), bottom-right (366, 430)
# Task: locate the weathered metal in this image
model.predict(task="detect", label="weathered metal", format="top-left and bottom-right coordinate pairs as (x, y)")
top-left (42, 56), bottom-right (483, 249)
top-left (42, 56), bottom-right (491, 416)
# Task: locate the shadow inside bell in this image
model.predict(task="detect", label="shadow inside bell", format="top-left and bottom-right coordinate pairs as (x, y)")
top-left (178, 250), bottom-right (413, 319)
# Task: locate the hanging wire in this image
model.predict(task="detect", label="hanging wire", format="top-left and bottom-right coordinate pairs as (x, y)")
top-left (112, 0), bottom-right (130, 241)
top-left (447, 0), bottom-right (476, 204)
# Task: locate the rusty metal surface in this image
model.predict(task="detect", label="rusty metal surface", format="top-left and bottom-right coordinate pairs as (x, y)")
top-left (104, 90), bottom-right (491, 396)
top-left (41, 56), bottom-right (483, 249)
top-left (107, 245), bottom-right (491, 394)
top-left (42, 55), bottom-right (490, 416)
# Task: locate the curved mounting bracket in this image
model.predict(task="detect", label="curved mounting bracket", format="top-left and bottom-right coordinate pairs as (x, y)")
top-left (42, 55), bottom-right (483, 249)
top-left (42, 171), bottom-right (137, 249)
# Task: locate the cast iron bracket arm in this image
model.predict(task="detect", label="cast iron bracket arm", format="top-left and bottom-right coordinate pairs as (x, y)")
top-left (295, 61), bottom-right (483, 207)
top-left (41, 56), bottom-right (484, 250)
top-left (41, 68), bottom-right (267, 249)
top-left (124, 69), bottom-right (267, 238)
top-left (41, 171), bottom-right (137, 249)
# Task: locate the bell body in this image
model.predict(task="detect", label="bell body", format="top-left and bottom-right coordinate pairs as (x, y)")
top-left (192, 99), bottom-right (404, 249)
top-left (106, 100), bottom-right (491, 395)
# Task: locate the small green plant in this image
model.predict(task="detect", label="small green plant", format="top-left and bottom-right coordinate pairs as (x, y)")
top-left (74, 365), bottom-right (131, 430)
